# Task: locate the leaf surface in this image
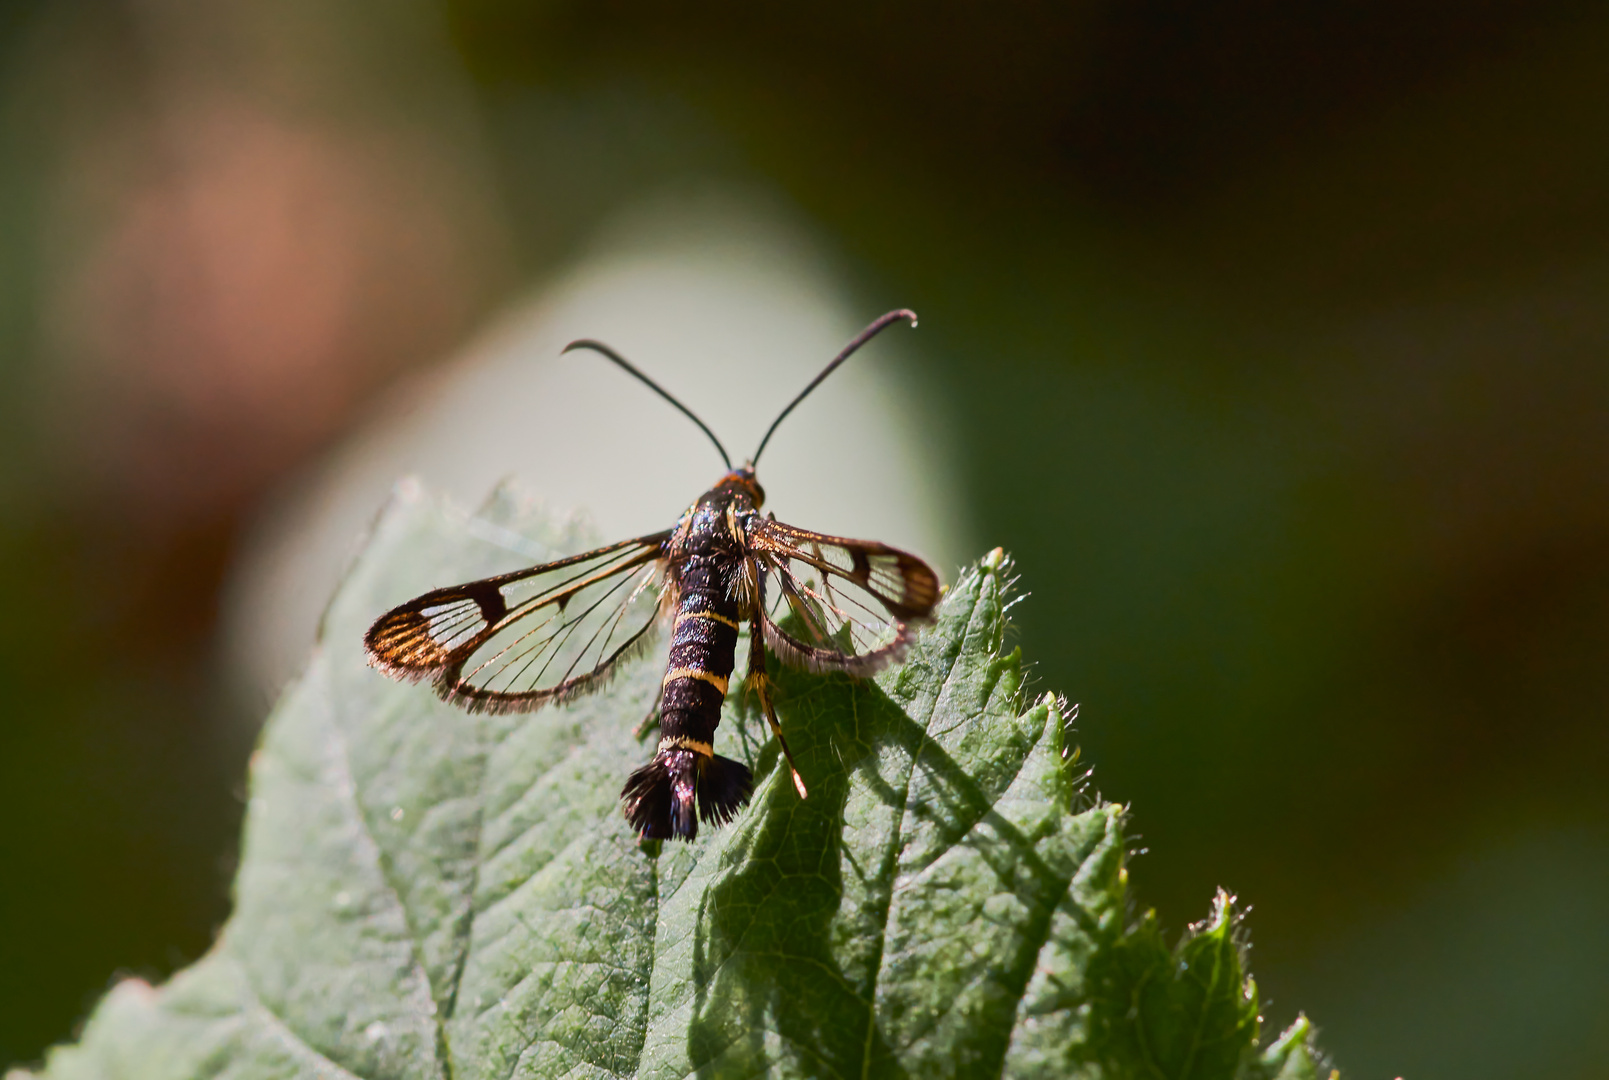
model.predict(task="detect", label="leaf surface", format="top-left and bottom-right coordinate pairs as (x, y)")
top-left (19, 483), bottom-right (1333, 1080)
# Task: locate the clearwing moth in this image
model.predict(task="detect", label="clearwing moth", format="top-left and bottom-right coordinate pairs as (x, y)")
top-left (364, 310), bottom-right (941, 840)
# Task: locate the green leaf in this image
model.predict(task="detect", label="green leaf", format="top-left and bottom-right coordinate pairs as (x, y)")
top-left (19, 483), bottom-right (1335, 1080)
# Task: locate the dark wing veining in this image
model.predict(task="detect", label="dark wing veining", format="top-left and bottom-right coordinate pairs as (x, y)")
top-left (364, 532), bottom-right (673, 714)
top-left (747, 518), bottom-right (940, 677)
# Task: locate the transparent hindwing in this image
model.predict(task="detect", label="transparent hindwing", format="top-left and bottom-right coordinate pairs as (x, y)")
top-left (747, 518), bottom-right (941, 677)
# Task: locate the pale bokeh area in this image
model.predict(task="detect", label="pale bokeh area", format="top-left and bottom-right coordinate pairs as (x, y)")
top-left (224, 194), bottom-right (966, 703)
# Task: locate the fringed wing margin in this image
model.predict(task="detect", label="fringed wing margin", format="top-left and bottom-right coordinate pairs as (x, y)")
top-left (364, 531), bottom-right (674, 714)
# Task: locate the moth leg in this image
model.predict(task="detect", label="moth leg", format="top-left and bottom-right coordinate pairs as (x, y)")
top-left (748, 614), bottom-right (808, 799)
top-left (632, 681), bottom-right (664, 740)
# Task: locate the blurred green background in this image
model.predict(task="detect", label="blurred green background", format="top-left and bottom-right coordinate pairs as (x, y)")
top-left (3, 2), bottom-right (1608, 1076)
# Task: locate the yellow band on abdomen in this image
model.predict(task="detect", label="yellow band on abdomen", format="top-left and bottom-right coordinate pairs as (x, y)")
top-left (662, 667), bottom-right (730, 695)
top-left (675, 609), bottom-right (740, 630)
top-left (657, 735), bottom-right (715, 757)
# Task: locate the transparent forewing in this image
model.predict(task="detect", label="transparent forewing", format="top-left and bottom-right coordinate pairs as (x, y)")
top-left (364, 532), bottom-right (672, 713)
top-left (748, 518), bottom-right (941, 676)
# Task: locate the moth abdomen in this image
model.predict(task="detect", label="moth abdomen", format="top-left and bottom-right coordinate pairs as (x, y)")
top-left (660, 573), bottom-right (740, 728)
top-left (620, 561), bottom-right (752, 839)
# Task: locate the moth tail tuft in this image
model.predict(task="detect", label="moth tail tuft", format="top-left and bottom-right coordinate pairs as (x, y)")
top-left (697, 754), bottom-right (754, 827)
top-left (622, 750), bottom-right (753, 840)
top-left (622, 750), bottom-right (699, 840)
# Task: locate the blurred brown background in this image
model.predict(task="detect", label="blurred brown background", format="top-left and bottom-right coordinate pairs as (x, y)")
top-left (3, 2), bottom-right (1608, 1077)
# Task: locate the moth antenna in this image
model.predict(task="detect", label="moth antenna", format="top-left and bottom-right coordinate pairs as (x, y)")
top-left (563, 338), bottom-right (733, 470)
top-left (750, 308), bottom-right (917, 466)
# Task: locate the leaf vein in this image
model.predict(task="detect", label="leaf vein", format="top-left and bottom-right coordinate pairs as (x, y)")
top-left (478, 729), bottom-right (599, 870)
top-left (325, 715), bottom-right (449, 1074)
top-left (442, 710), bottom-right (495, 1042)
top-left (236, 970), bottom-right (372, 1080)
top-left (858, 573), bottom-right (987, 1079)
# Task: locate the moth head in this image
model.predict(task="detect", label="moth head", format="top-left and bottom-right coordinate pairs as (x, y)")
top-left (722, 464), bottom-right (765, 509)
